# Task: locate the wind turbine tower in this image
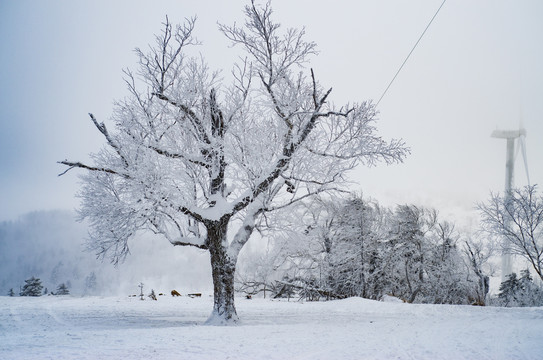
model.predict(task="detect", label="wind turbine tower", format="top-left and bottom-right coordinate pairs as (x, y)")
top-left (491, 128), bottom-right (526, 281)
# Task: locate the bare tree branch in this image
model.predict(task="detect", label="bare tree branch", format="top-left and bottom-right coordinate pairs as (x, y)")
top-left (478, 185), bottom-right (543, 281)
top-left (57, 161), bottom-right (128, 178)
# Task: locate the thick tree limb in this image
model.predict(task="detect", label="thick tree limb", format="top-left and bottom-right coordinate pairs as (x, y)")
top-left (170, 239), bottom-right (208, 250)
top-left (177, 205), bottom-right (205, 224)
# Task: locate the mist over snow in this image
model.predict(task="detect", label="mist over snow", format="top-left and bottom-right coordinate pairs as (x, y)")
top-left (0, 210), bottom-right (212, 297)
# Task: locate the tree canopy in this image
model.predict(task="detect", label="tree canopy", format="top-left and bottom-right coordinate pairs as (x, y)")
top-left (60, 1), bottom-right (408, 323)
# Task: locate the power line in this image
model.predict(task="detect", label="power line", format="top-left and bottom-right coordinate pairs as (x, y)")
top-left (376, 0), bottom-right (447, 107)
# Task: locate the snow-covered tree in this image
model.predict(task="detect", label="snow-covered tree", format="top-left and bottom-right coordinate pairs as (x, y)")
top-left (260, 197), bottom-right (344, 300)
top-left (478, 185), bottom-right (543, 282)
top-left (59, 1), bottom-right (407, 323)
top-left (55, 283), bottom-right (70, 295)
top-left (326, 197), bottom-right (387, 299)
top-left (384, 205), bottom-right (436, 303)
top-left (463, 238), bottom-right (493, 305)
top-left (382, 207), bottom-right (480, 305)
top-left (262, 196), bottom-right (481, 304)
top-left (264, 196), bottom-right (390, 301)
top-left (498, 272), bottom-right (520, 307)
top-left (422, 221), bottom-right (473, 304)
top-left (498, 270), bottom-right (543, 307)
top-left (518, 269), bottom-right (543, 306)
top-left (20, 277), bottom-right (43, 297)
top-left (7, 288), bottom-right (15, 297)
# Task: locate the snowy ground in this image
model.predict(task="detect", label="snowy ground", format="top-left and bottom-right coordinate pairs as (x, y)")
top-left (1, 295), bottom-right (542, 360)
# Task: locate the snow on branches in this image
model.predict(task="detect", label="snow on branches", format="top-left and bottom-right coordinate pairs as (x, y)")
top-left (59, 1), bottom-right (408, 323)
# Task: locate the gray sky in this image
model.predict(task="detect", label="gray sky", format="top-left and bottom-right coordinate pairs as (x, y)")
top-left (1, 0), bottom-right (542, 228)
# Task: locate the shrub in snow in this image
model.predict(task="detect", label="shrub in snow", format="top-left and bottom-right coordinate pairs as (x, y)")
top-left (55, 283), bottom-right (70, 295)
top-left (20, 277), bottom-right (43, 297)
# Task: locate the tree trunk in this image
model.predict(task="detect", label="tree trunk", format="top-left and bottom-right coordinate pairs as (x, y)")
top-left (205, 217), bottom-right (239, 325)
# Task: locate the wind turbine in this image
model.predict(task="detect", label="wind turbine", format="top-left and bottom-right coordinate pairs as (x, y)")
top-left (491, 128), bottom-right (530, 281)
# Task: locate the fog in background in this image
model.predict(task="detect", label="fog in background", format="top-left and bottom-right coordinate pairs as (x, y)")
top-left (0, 210), bottom-right (212, 296)
top-left (1, 1), bottom-right (542, 294)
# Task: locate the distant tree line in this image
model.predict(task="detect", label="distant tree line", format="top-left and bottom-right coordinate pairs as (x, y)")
top-left (8, 276), bottom-right (71, 297)
top-left (237, 192), bottom-right (543, 307)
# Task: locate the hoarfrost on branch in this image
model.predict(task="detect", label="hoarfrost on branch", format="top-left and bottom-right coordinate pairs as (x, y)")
top-left (59, 1), bottom-right (408, 323)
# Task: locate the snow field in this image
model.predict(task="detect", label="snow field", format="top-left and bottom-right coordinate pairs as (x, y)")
top-left (1, 295), bottom-right (542, 359)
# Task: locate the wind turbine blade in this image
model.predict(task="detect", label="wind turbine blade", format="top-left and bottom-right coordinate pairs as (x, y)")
top-left (514, 132), bottom-right (521, 160)
top-left (520, 134), bottom-right (530, 185)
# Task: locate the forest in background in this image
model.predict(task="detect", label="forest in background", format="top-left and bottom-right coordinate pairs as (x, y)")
top-left (236, 194), bottom-right (542, 307)
top-left (2, 195), bottom-right (541, 308)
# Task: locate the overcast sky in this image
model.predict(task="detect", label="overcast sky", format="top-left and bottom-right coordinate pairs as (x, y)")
top-left (1, 0), bottom-right (542, 229)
